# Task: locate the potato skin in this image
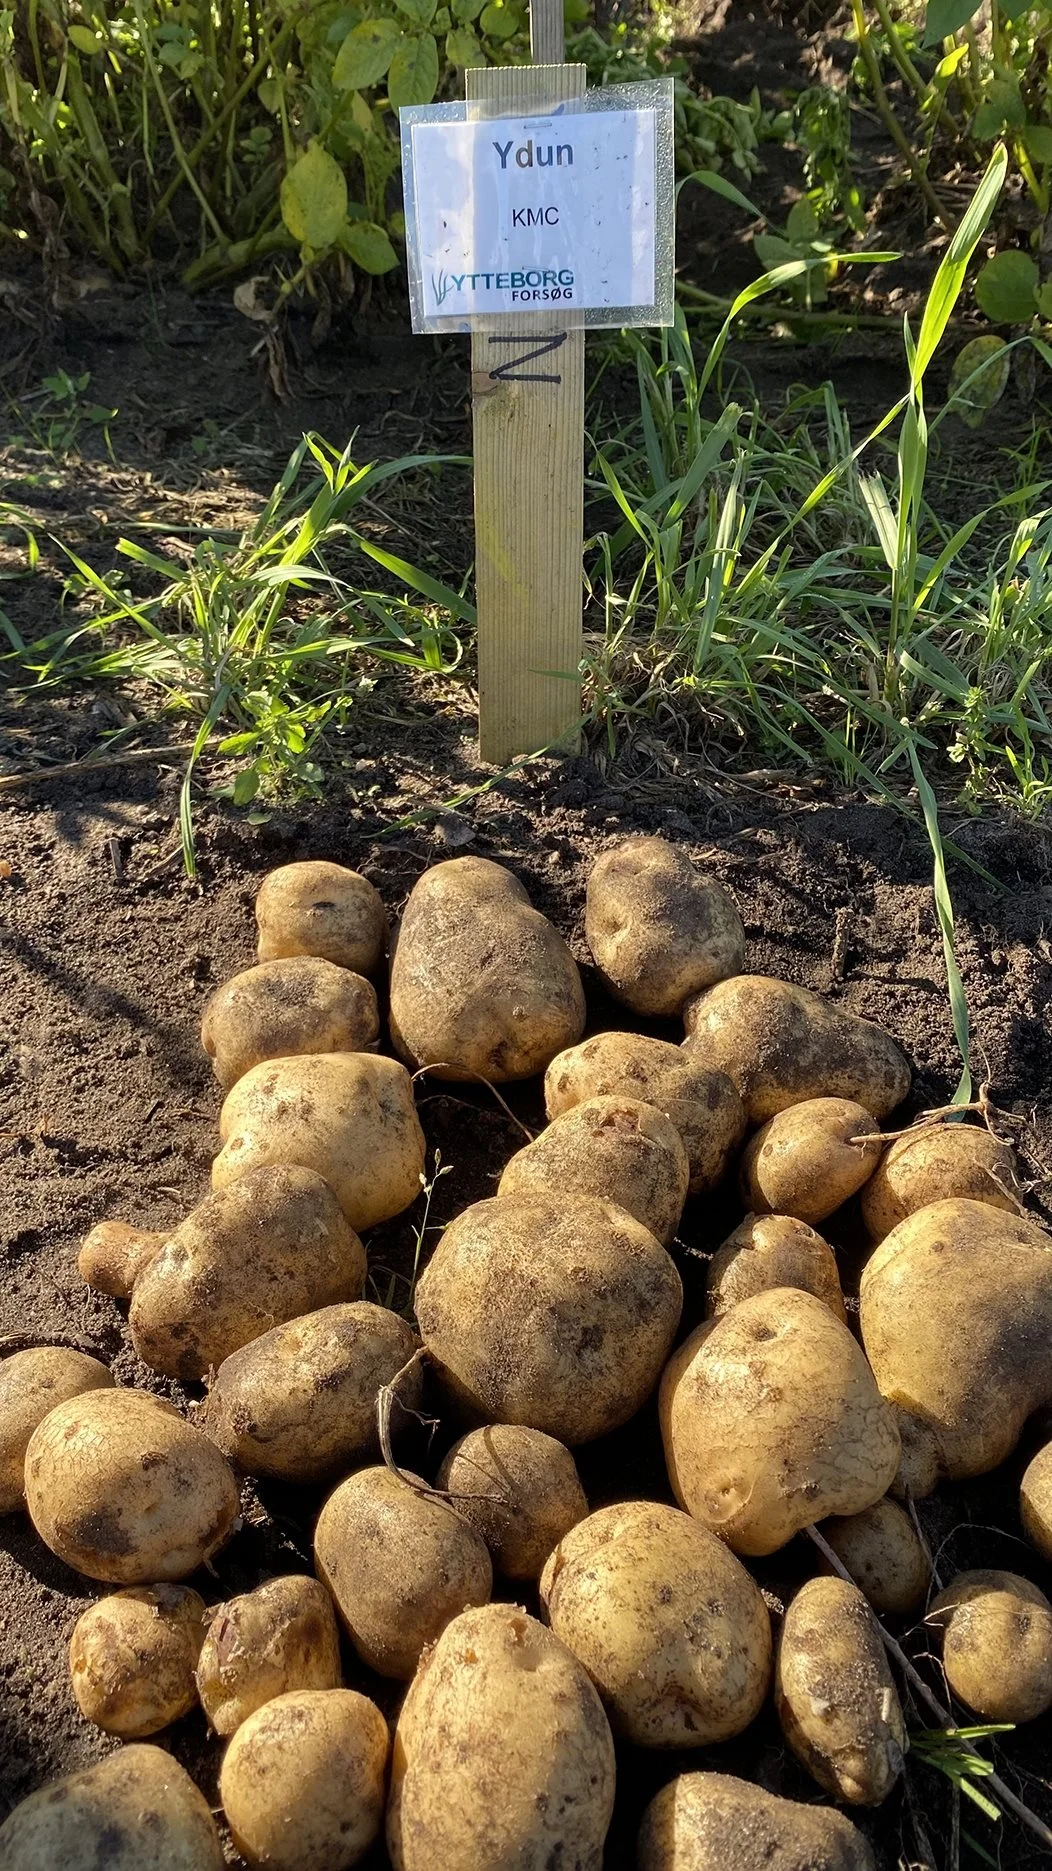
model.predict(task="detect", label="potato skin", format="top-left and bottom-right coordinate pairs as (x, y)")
top-left (776, 1577), bottom-right (907, 1804)
top-left (212, 1052), bottom-right (425, 1231)
top-left (77, 1221), bottom-right (165, 1298)
top-left (255, 861), bottom-right (388, 974)
top-left (740, 1098), bottom-right (882, 1224)
top-left (706, 1214), bottom-right (845, 1322)
top-left (545, 1033), bottom-right (746, 1194)
top-left (539, 1500), bottom-right (771, 1747)
top-left (204, 1302), bottom-right (419, 1484)
top-left (684, 976), bottom-right (910, 1124)
top-left (417, 1193), bottom-right (683, 1445)
top-left (201, 956), bottom-right (379, 1090)
top-left (0, 1742), bottom-right (225, 1870)
top-left (498, 1096), bottom-right (689, 1245)
top-left (436, 1424), bottom-right (587, 1580)
top-left (196, 1575), bottom-right (342, 1737)
top-left (860, 1198), bottom-right (1052, 1492)
top-left (25, 1387), bottom-right (239, 1584)
top-left (220, 1688), bottom-right (389, 1871)
top-left (928, 1570), bottom-right (1052, 1722)
top-left (387, 1603), bottom-right (615, 1871)
top-left (388, 856), bottom-right (585, 1082)
top-left (637, 1770), bottom-right (877, 1871)
top-left (130, 1166), bottom-right (366, 1382)
top-left (69, 1584), bottom-right (207, 1736)
top-left (821, 1499), bottom-right (930, 1616)
top-left (861, 1123), bottom-right (1022, 1240)
top-left (585, 837), bottom-right (745, 1017)
top-left (314, 1466), bottom-right (492, 1679)
top-left (661, 1288), bottom-right (900, 1556)
top-left (0, 1349), bottom-right (113, 1513)
top-left (1021, 1442), bottom-right (1052, 1562)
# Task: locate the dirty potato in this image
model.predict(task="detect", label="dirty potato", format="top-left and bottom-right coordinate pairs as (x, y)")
top-left (928, 1571), bottom-right (1052, 1723)
top-left (739, 1097), bottom-right (883, 1224)
top-left (201, 956), bottom-right (379, 1090)
top-left (77, 1221), bottom-right (165, 1298)
top-left (69, 1584), bottom-right (207, 1736)
top-left (0, 1743), bottom-right (225, 1870)
top-left (436, 1424), bottom-right (587, 1580)
top-left (776, 1576), bottom-right (907, 1805)
top-left (705, 1214), bottom-right (845, 1322)
top-left (820, 1498), bottom-right (930, 1616)
top-left (861, 1122), bottom-right (1022, 1240)
top-left (220, 1688), bottom-right (389, 1871)
top-left (196, 1575), bottom-right (342, 1737)
top-left (498, 1096), bottom-right (689, 1245)
top-left (637, 1771), bottom-right (877, 1871)
top-left (0, 1348), bottom-right (113, 1514)
top-left (1021, 1442), bottom-right (1052, 1562)
top-left (255, 861), bottom-right (388, 975)
top-left (585, 837), bottom-right (745, 1016)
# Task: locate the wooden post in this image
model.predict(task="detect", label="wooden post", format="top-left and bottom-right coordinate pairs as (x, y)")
top-left (467, 1), bottom-right (586, 765)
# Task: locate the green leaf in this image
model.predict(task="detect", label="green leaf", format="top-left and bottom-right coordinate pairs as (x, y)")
top-left (342, 219), bottom-right (399, 272)
top-left (258, 75), bottom-right (282, 113)
top-left (280, 142), bottom-right (348, 250)
top-left (946, 335), bottom-right (1011, 425)
top-left (233, 765), bottom-right (260, 806)
top-left (333, 17), bottom-right (402, 91)
top-left (1037, 280), bottom-right (1052, 318)
top-left (480, 0), bottom-right (520, 37)
top-left (754, 233), bottom-right (801, 269)
top-left (923, 0), bottom-right (981, 46)
top-left (453, 0), bottom-right (486, 19)
top-left (395, 0), bottom-right (437, 25)
top-left (679, 167), bottom-right (763, 219)
top-left (786, 197), bottom-right (820, 242)
top-left (1025, 123), bottom-right (1052, 163)
top-left (68, 24), bottom-right (102, 53)
top-left (433, 6), bottom-right (451, 25)
top-left (446, 23), bottom-right (483, 61)
top-left (973, 76), bottom-right (1025, 138)
top-left (974, 248), bottom-right (1038, 323)
top-left (911, 143), bottom-right (1008, 384)
top-left (387, 30), bottom-right (439, 106)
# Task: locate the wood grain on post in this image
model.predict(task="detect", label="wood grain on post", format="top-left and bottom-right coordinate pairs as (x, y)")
top-left (467, 0), bottom-right (585, 765)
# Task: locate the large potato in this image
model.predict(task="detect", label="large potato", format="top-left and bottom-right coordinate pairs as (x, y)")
top-left (201, 956), bottom-right (379, 1090)
top-left (416, 1193), bottom-right (682, 1445)
top-left (0, 1743), bottom-right (225, 1870)
top-left (1021, 1441), bottom-right (1052, 1562)
top-left (130, 1166), bottom-right (366, 1381)
top-left (498, 1096), bottom-right (689, 1245)
top-left (388, 856), bottom-right (585, 1082)
top-left (220, 1688), bottom-right (389, 1871)
top-left (861, 1122), bottom-right (1022, 1239)
top-left (0, 1348), bottom-right (113, 1513)
top-left (545, 1033), bottom-right (745, 1194)
top-left (387, 1603), bottom-right (615, 1871)
top-left (212, 1052), bottom-right (425, 1230)
top-left (196, 1575), bottom-right (341, 1737)
top-left (706, 1214), bottom-right (845, 1322)
top-left (25, 1387), bottom-right (239, 1583)
top-left (539, 1500), bottom-right (770, 1746)
top-left (78, 1220), bottom-right (165, 1297)
top-left (638, 1771), bottom-right (876, 1871)
top-left (69, 1584), bottom-right (207, 1736)
top-left (314, 1465), bottom-right (492, 1679)
top-left (928, 1570), bottom-right (1052, 1722)
top-left (776, 1576), bottom-right (906, 1804)
top-left (255, 860), bottom-right (387, 974)
top-left (740, 1097), bottom-right (882, 1224)
top-left (584, 837), bottom-right (745, 1016)
top-left (204, 1302), bottom-right (419, 1484)
top-left (860, 1198), bottom-right (1052, 1494)
top-left (684, 976), bottom-right (910, 1123)
top-left (661, 1288), bottom-right (900, 1555)
top-left (436, 1424), bottom-right (587, 1580)
top-left (821, 1498), bottom-right (930, 1615)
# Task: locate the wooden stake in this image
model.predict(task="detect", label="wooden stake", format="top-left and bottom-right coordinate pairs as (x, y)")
top-left (467, 0), bottom-right (585, 765)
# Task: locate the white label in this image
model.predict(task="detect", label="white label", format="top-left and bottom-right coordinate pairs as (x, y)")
top-left (406, 109), bottom-right (656, 319)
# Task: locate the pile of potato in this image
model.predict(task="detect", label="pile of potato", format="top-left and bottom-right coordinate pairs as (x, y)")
top-left (2, 835), bottom-right (1051, 1871)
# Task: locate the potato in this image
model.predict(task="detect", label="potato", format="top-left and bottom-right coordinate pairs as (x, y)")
top-left (417, 1192), bottom-right (683, 1445)
top-left (498, 1096), bottom-right (689, 1245)
top-left (706, 1214), bottom-right (845, 1322)
top-left (1021, 1441), bottom-right (1052, 1562)
top-left (0, 1743), bottom-right (225, 1870)
top-left (196, 1575), bottom-right (341, 1737)
top-left (387, 1603), bottom-right (615, 1871)
top-left (776, 1576), bottom-right (906, 1804)
top-left (861, 1122), bottom-right (1022, 1239)
top-left (388, 856), bottom-right (585, 1082)
top-left (684, 976), bottom-right (911, 1124)
top-left (204, 1301), bottom-right (419, 1484)
top-left (130, 1166), bottom-right (366, 1382)
top-left (820, 1499), bottom-right (930, 1616)
top-left (436, 1424), bottom-right (587, 1579)
top-left (314, 1465), bottom-right (492, 1678)
top-left (220, 1688), bottom-right (388, 1871)
top-left (539, 1500), bottom-right (771, 1746)
top-left (201, 956), bottom-right (379, 1091)
top-left (585, 837), bottom-right (745, 1016)
top-left (740, 1097), bottom-right (882, 1224)
top-left (545, 1033), bottom-right (745, 1194)
top-left (212, 1052), bottom-right (425, 1230)
top-left (69, 1583), bottom-right (207, 1736)
top-left (860, 1198), bottom-right (1052, 1494)
top-left (929, 1570), bottom-right (1052, 1722)
top-left (256, 860), bottom-right (387, 974)
top-left (661, 1288), bottom-right (900, 1556)
top-left (638, 1771), bottom-right (877, 1871)
top-left (78, 1220), bottom-right (165, 1297)
top-left (0, 1348), bottom-right (113, 1513)
top-left (25, 1387), bottom-right (239, 1583)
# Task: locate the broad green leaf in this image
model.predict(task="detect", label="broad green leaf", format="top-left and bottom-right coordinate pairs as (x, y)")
top-left (946, 335), bottom-right (1011, 425)
top-left (387, 30), bottom-right (439, 105)
top-left (389, 209), bottom-right (406, 237)
top-left (258, 75), bottom-right (282, 113)
top-left (480, 0), bottom-right (520, 37)
top-left (395, 0), bottom-right (437, 25)
top-left (434, 6), bottom-right (451, 26)
top-left (280, 142), bottom-right (348, 250)
top-left (935, 43), bottom-right (968, 78)
top-left (565, 0), bottom-right (590, 19)
top-left (233, 765), bottom-right (260, 806)
top-left (68, 25), bottom-right (102, 53)
top-left (973, 248), bottom-right (1038, 323)
top-left (350, 88), bottom-right (375, 135)
top-left (333, 17), bottom-right (402, 91)
top-left (1025, 123), bottom-right (1052, 163)
top-left (446, 24), bottom-right (483, 61)
top-left (922, 0), bottom-right (981, 46)
top-left (753, 233), bottom-right (800, 269)
top-left (911, 143), bottom-right (1007, 384)
top-left (973, 76), bottom-right (1025, 138)
top-left (786, 197), bottom-right (819, 241)
top-left (342, 219), bottom-right (399, 272)
top-left (453, 0), bottom-right (486, 19)
top-left (1037, 280), bottom-right (1052, 319)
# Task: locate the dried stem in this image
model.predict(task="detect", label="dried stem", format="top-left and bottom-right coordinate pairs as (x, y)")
top-left (410, 1065), bottom-right (534, 1143)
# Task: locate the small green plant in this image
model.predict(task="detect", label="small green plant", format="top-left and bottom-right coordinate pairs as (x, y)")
top-left (911, 1722), bottom-right (1017, 1822)
top-left (5, 370), bottom-right (117, 463)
